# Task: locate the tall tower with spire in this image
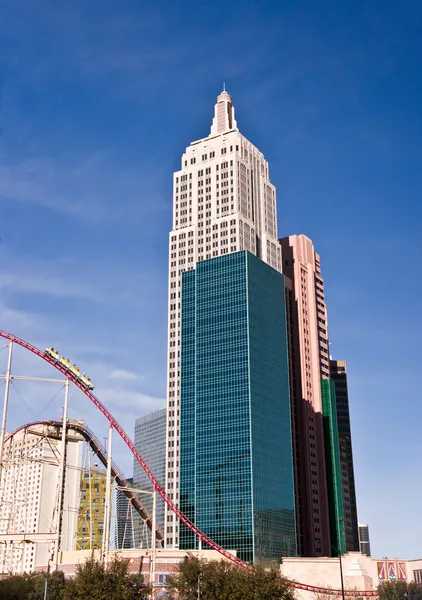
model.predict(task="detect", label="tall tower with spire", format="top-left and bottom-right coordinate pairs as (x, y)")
top-left (165, 89), bottom-right (282, 548)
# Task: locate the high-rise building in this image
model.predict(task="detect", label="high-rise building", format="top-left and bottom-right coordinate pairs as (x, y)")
top-left (0, 423), bottom-right (82, 573)
top-left (359, 523), bottom-right (371, 556)
top-left (116, 477), bottom-right (134, 549)
top-left (179, 251), bottom-right (296, 563)
top-left (330, 359), bottom-right (359, 552)
top-left (133, 408), bottom-right (166, 546)
top-left (76, 466), bottom-right (107, 550)
top-left (280, 234), bottom-right (333, 557)
top-left (166, 88), bottom-right (282, 548)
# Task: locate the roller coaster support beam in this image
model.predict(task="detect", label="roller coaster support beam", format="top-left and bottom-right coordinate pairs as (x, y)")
top-left (53, 379), bottom-right (69, 570)
top-left (0, 341), bottom-right (13, 469)
top-left (150, 486), bottom-right (157, 592)
top-left (103, 425), bottom-right (113, 565)
top-left (0, 533), bottom-right (57, 543)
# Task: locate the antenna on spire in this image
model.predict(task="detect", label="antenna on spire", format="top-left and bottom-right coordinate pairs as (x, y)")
top-left (210, 85), bottom-right (238, 134)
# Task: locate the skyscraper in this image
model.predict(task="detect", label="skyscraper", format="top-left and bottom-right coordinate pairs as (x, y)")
top-left (133, 408), bottom-right (166, 546)
top-left (165, 90), bottom-right (282, 547)
top-left (77, 467), bottom-right (107, 551)
top-left (330, 359), bottom-right (359, 552)
top-left (179, 251), bottom-right (296, 563)
top-left (280, 235), bottom-right (332, 557)
top-left (115, 477), bottom-right (134, 550)
top-left (358, 523), bottom-right (371, 556)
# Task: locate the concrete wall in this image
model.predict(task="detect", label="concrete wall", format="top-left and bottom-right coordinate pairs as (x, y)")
top-left (281, 553), bottom-right (422, 600)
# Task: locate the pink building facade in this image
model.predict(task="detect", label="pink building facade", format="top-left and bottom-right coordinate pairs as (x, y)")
top-left (280, 234), bottom-right (332, 557)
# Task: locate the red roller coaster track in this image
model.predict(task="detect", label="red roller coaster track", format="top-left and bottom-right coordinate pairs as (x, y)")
top-left (0, 330), bottom-right (378, 597)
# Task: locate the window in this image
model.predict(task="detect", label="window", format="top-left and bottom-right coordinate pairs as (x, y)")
top-left (158, 573), bottom-right (171, 586)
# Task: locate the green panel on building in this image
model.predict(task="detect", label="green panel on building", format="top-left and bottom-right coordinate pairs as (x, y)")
top-left (321, 378), bottom-right (346, 556)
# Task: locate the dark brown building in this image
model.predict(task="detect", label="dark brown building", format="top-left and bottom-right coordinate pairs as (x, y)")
top-left (330, 359), bottom-right (360, 552)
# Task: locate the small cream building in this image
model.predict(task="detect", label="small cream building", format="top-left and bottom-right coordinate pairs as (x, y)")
top-left (0, 422), bottom-right (83, 573)
top-left (281, 553), bottom-right (422, 598)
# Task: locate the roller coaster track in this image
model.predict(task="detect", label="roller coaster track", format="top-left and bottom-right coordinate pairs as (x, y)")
top-left (5, 419), bottom-right (164, 544)
top-left (0, 330), bottom-right (378, 597)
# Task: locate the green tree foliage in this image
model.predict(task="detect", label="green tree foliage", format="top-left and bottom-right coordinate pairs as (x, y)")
top-left (30, 570), bottom-right (66, 599)
top-left (0, 555), bottom-right (149, 600)
top-left (0, 570), bottom-right (65, 600)
top-left (378, 581), bottom-right (422, 600)
top-left (167, 556), bottom-right (295, 600)
top-left (0, 573), bottom-right (36, 600)
top-left (64, 555), bottom-right (150, 600)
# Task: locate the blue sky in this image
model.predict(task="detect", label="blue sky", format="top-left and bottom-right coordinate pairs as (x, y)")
top-left (1, 0), bottom-right (421, 559)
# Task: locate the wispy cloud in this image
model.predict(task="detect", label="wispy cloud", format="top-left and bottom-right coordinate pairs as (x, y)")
top-left (0, 153), bottom-right (168, 221)
top-left (0, 253), bottom-right (104, 302)
top-left (0, 248), bottom-right (164, 310)
top-left (109, 368), bottom-right (143, 382)
top-left (0, 301), bottom-right (48, 331)
top-left (0, 2), bottom-right (186, 97)
top-left (94, 387), bottom-right (165, 417)
top-left (0, 158), bottom-right (89, 217)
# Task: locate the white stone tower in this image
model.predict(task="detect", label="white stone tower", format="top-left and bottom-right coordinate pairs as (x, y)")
top-left (165, 89), bottom-right (281, 547)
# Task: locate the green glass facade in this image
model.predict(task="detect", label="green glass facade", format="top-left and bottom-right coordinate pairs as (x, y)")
top-left (321, 378), bottom-right (346, 556)
top-left (179, 251), bottom-right (296, 563)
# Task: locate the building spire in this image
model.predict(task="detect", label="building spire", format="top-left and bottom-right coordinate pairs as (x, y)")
top-left (210, 87), bottom-right (238, 135)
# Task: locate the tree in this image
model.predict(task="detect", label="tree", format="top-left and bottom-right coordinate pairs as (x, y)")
top-left (64, 554), bottom-right (151, 600)
top-left (378, 581), bottom-right (422, 600)
top-left (167, 556), bottom-right (294, 600)
top-left (241, 564), bottom-right (295, 600)
top-left (0, 573), bottom-right (35, 600)
top-left (0, 555), bottom-right (150, 600)
top-left (29, 570), bottom-right (66, 600)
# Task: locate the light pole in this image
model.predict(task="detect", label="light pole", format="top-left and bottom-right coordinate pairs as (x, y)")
top-left (340, 516), bottom-right (346, 600)
top-left (327, 530), bottom-right (345, 600)
top-left (327, 542), bottom-right (345, 600)
top-left (43, 557), bottom-right (52, 600)
top-left (197, 561), bottom-right (201, 600)
top-left (338, 551), bottom-right (345, 600)
top-left (334, 516), bottom-right (346, 600)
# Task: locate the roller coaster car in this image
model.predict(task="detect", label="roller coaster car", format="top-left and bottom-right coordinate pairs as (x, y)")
top-left (45, 347), bottom-right (59, 361)
top-left (70, 364), bottom-right (81, 377)
top-left (45, 347), bottom-right (94, 391)
top-left (80, 374), bottom-right (94, 391)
